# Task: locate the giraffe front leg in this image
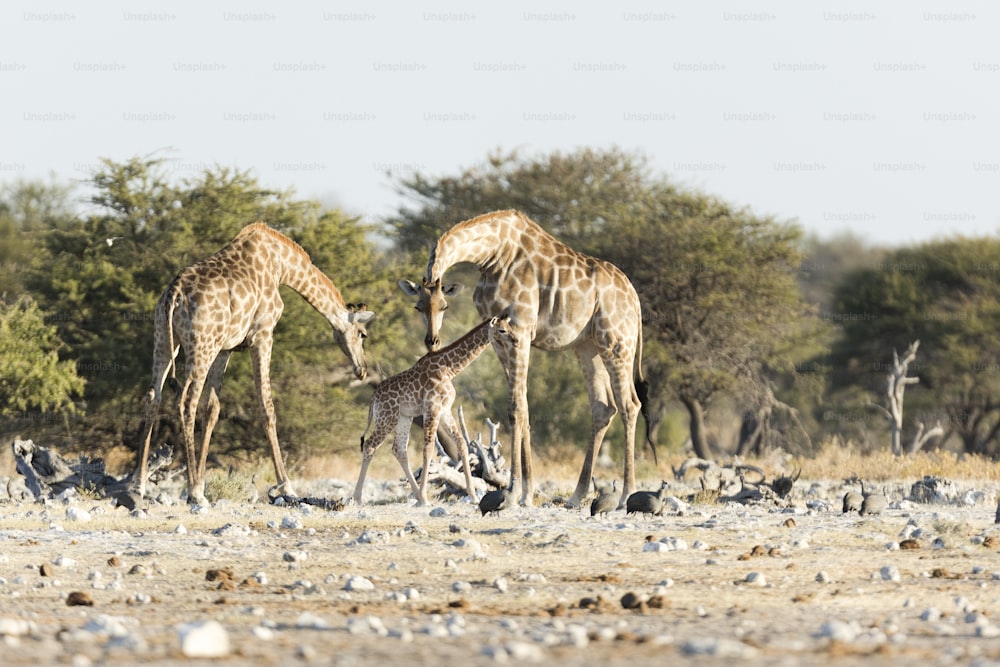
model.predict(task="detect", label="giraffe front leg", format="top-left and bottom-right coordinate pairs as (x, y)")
top-left (498, 332), bottom-right (533, 506)
top-left (391, 418), bottom-right (424, 505)
top-left (250, 334), bottom-right (297, 498)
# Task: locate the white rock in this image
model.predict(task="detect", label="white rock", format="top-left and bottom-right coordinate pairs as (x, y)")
top-left (682, 637), bottom-right (757, 657)
top-left (817, 619), bottom-right (860, 642)
top-left (65, 507), bottom-right (91, 522)
top-left (281, 516), bottom-right (304, 530)
top-left (178, 620), bottom-right (230, 658)
top-left (295, 612), bottom-right (330, 630)
top-left (816, 571), bottom-right (831, 583)
top-left (976, 624), bottom-right (1000, 637)
top-left (880, 565), bottom-right (901, 582)
top-left (0, 617), bottom-right (35, 636)
top-left (493, 577), bottom-right (508, 593)
top-left (920, 607), bottom-right (941, 622)
top-left (344, 575), bottom-right (374, 592)
top-left (745, 572), bottom-right (766, 586)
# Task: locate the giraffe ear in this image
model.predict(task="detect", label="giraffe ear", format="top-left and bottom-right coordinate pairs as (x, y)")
top-left (398, 279), bottom-right (420, 296)
top-left (349, 309), bottom-right (375, 324)
top-left (441, 283), bottom-right (464, 297)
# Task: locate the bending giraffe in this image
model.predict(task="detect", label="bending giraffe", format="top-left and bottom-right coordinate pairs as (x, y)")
top-left (399, 209), bottom-right (655, 508)
top-left (353, 314), bottom-right (517, 506)
top-left (134, 222), bottom-right (374, 504)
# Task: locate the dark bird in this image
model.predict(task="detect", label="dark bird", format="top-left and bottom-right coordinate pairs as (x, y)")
top-left (479, 487), bottom-right (513, 516)
top-left (626, 480), bottom-right (669, 518)
top-left (590, 478), bottom-right (618, 517)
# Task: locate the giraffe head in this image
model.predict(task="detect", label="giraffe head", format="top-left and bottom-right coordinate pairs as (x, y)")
top-left (487, 311), bottom-right (519, 351)
top-left (398, 278), bottom-right (464, 351)
top-left (335, 303), bottom-right (375, 380)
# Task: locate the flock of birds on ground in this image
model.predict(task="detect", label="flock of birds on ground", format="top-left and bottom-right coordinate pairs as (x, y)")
top-left (476, 474), bottom-right (889, 519)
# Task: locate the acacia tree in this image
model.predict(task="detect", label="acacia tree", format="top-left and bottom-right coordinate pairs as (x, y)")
top-left (831, 237), bottom-right (1000, 456)
top-left (595, 183), bottom-right (813, 460)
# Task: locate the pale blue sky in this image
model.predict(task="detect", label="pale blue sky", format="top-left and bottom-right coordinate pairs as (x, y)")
top-left (2, 0), bottom-right (998, 245)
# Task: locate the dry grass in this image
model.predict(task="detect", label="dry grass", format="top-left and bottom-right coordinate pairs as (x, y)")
top-left (785, 437), bottom-right (1000, 482)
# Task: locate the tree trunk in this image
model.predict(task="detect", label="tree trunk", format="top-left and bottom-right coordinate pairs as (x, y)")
top-left (680, 394), bottom-right (712, 460)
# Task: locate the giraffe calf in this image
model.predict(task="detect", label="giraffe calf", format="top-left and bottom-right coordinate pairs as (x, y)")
top-left (353, 315), bottom-right (516, 506)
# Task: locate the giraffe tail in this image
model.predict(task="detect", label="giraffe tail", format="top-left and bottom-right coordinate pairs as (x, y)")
top-left (634, 324), bottom-right (658, 465)
top-left (164, 282), bottom-right (182, 395)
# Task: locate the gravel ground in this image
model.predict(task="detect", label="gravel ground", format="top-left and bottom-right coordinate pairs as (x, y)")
top-left (3, 474), bottom-right (1000, 666)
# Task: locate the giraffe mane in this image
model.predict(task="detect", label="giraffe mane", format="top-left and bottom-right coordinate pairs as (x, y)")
top-left (236, 221), bottom-right (348, 310)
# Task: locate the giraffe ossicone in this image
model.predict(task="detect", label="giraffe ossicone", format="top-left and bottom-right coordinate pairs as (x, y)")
top-left (134, 222), bottom-right (374, 504)
top-left (353, 315), bottom-right (516, 506)
top-left (400, 209), bottom-right (655, 508)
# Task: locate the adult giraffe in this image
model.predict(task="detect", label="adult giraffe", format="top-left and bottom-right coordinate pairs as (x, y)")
top-left (399, 209), bottom-right (654, 507)
top-left (134, 222), bottom-right (374, 504)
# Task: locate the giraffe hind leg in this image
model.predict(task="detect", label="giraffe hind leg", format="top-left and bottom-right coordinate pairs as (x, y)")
top-left (353, 418), bottom-right (392, 504)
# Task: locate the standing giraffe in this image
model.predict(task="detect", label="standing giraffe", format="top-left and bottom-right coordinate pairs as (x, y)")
top-left (134, 222), bottom-right (375, 504)
top-left (399, 209), bottom-right (654, 508)
top-left (353, 315), bottom-right (516, 506)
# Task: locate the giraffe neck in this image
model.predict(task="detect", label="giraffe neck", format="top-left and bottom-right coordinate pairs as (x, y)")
top-left (247, 224), bottom-right (351, 329)
top-left (426, 210), bottom-right (523, 281)
top-left (430, 319), bottom-right (494, 376)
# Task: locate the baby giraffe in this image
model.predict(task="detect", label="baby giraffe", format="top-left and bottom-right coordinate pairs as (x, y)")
top-left (353, 315), bottom-right (517, 506)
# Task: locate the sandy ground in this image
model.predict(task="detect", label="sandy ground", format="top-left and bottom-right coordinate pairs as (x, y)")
top-left (2, 472), bottom-right (1000, 666)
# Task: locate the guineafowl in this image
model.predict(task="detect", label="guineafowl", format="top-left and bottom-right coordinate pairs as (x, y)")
top-left (842, 488), bottom-right (863, 513)
top-left (590, 478), bottom-right (618, 517)
top-left (626, 480), bottom-right (669, 518)
top-left (479, 487), bottom-right (513, 516)
top-left (859, 481), bottom-right (887, 516)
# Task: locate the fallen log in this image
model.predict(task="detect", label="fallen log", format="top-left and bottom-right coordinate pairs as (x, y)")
top-left (11, 438), bottom-right (174, 501)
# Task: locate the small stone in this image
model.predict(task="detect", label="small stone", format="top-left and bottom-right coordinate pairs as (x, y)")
top-left (66, 591), bottom-right (94, 607)
top-left (281, 516), bottom-right (303, 530)
top-left (39, 563), bottom-right (54, 577)
top-left (620, 591), bottom-right (644, 609)
top-left (178, 620), bottom-right (230, 658)
top-left (344, 576), bottom-right (374, 592)
top-left (744, 572), bottom-right (766, 586)
top-left (817, 619), bottom-right (860, 642)
top-left (977, 624), bottom-right (1000, 638)
top-left (816, 571), bottom-right (831, 583)
top-left (880, 565), bottom-right (901, 582)
top-left (65, 507), bottom-right (91, 522)
top-left (920, 607), bottom-right (941, 622)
